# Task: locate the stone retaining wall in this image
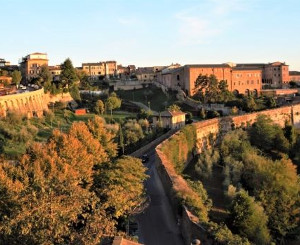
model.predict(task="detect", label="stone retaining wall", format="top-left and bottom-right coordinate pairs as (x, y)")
top-left (0, 88), bottom-right (48, 118)
top-left (155, 103), bottom-right (300, 245)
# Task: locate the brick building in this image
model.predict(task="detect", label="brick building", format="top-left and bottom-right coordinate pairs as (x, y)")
top-left (158, 63), bottom-right (262, 96)
top-left (82, 61), bottom-right (117, 79)
top-left (19, 52), bottom-right (48, 81)
top-left (236, 62), bottom-right (289, 88)
top-left (289, 71), bottom-right (300, 83)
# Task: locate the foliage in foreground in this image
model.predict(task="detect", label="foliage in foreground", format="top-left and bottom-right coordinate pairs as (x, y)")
top-left (0, 116), bottom-right (148, 244)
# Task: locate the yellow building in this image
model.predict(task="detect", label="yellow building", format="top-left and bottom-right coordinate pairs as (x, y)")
top-left (82, 61), bottom-right (117, 79)
top-left (20, 52), bottom-right (48, 81)
top-left (153, 110), bottom-right (186, 129)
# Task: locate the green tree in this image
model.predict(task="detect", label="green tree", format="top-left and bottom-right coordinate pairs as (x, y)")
top-left (105, 93), bottom-right (121, 117)
top-left (242, 96), bottom-right (257, 112)
top-left (94, 100), bottom-right (105, 115)
top-left (60, 58), bottom-right (78, 88)
top-left (93, 156), bottom-right (148, 218)
top-left (249, 115), bottom-right (290, 154)
top-left (37, 64), bottom-right (52, 91)
top-left (228, 190), bottom-right (271, 244)
top-left (123, 119), bottom-right (144, 145)
top-left (194, 75), bottom-right (233, 103)
top-left (69, 84), bottom-right (81, 102)
top-left (195, 149), bottom-right (219, 179)
top-left (167, 104), bottom-right (181, 112)
top-left (11, 70), bottom-right (22, 85)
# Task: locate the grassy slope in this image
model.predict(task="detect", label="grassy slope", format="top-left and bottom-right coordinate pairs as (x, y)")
top-left (2, 109), bottom-right (135, 158)
top-left (116, 85), bottom-right (178, 111)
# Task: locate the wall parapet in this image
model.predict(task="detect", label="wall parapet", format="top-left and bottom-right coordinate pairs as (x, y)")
top-left (0, 88), bottom-right (48, 118)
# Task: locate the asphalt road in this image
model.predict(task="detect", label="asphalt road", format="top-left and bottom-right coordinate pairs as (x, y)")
top-left (135, 150), bottom-right (184, 245)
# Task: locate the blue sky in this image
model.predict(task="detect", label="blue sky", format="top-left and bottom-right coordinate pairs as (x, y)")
top-left (1, 0), bottom-right (300, 70)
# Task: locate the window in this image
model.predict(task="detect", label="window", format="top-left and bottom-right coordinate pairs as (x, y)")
top-left (177, 75), bottom-right (180, 81)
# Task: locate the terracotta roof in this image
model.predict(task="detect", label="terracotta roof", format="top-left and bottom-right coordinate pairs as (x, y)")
top-left (31, 52), bottom-right (47, 55)
top-left (136, 67), bottom-right (154, 74)
top-left (185, 64), bottom-right (231, 68)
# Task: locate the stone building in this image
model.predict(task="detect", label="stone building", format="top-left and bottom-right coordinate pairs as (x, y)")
top-left (289, 71), bottom-right (300, 83)
top-left (153, 110), bottom-right (186, 129)
top-left (48, 65), bottom-right (62, 82)
top-left (82, 61), bottom-right (117, 79)
top-left (0, 58), bottom-right (10, 67)
top-left (19, 52), bottom-right (49, 81)
top-left (117, 64), bottom-right (136, 79)
top-left (136, 67), bottom-right (156, 82)
top-left (158, 63), bottom-right (262, 96)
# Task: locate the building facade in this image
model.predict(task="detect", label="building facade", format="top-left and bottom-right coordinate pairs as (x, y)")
top-left (0, 58), bottom-right (10, 67)
top-left (236, 62), bottom-right (289, 88)
top-left (48, 65), bottom-right (61, 82)
top-left (19, 53), bottom-right (49, 81)
top-left (153, 110), bottom-right (186, 129)
top-left (158, 64), bottom-right (262, 96)
top-left (82, 61), bottom-right (117, 79)
top-left (289, 71), bottom-right (300, 83)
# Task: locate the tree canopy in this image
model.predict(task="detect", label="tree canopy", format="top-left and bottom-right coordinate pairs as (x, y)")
top-left (60, 58), bottom-right (78, 88)
top-left (194, 74), bottom-right (234, 103)
top-left (0, 117), bottom-right (147, 244)
top-left (11, 70), bottom-right (22, 85)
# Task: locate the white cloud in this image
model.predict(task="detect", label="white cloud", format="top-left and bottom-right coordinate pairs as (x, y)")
top-left (175, 0), bottom-right (248, 45)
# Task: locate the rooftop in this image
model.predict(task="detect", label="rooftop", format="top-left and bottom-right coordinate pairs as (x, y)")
top-left (185, 64), bottom-right (231, 68)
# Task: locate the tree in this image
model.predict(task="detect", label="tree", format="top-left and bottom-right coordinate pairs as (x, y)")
top-left (37, 64), bottom-right (52, 91)
top-left (195, 149), bottom-right (219, 179)
top-left (242, 96), bottom-right (257, 112)
top-left (167, 104), bottom-right (181, 112)
top-left (11, 70), bottom-right (22, 85)
top-left (194, 75), bottom-right (233, 103)
top-left (60, 58), bottom-right (78, 88)
top-left (123, 119), bottom-right (144, 145)
top-left (87, 116), bottom-right (118, 158)
top-left (249, 115), bottom-right (290, 154)
top-left (228, 190), bottom-right (271, 244)
top-left (105, 93), bottom-right (121, 117)
top-left (93, 156), bottom-right (148, 218)
top-left (94, 100), bottom-right (105, 115)
top-left (137, 109), bottom-right (152, 120)
top-left (0, 124), bottom-right (115, 244)
top-left (69, 84), bottom-right (81, 102)
top-left (119, 125), bottom-right (125, 155)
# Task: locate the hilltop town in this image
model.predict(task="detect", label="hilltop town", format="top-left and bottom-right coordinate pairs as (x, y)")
top-left (0, 51), bottom-right (300, 245)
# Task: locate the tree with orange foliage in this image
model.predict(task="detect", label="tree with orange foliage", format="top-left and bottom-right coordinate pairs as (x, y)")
top-left (0, 123), bottom-right (115, 244)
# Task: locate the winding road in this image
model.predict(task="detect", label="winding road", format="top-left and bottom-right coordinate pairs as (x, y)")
top-left (135, 150), bottom-right (184, 245)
